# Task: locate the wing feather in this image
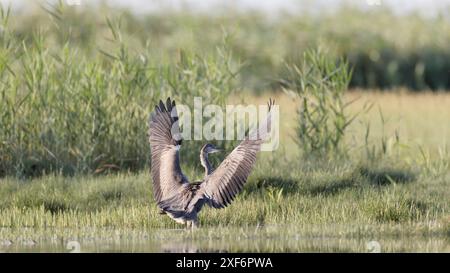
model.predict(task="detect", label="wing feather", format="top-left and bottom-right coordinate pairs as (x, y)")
top-left (199, 99), bottom-right (275, 208)
top-left (149, 98), bottom-right (187, 205)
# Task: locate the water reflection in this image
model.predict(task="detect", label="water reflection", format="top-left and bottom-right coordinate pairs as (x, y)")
top-left (0, 226), bottom-right (448, 253)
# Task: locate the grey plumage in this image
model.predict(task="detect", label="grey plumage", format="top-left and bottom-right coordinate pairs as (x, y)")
top-left (148, 98), bottom-right (274, 228)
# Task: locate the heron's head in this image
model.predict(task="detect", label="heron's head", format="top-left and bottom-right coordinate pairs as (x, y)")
top-left (201, 143), bottom-right (222, 154)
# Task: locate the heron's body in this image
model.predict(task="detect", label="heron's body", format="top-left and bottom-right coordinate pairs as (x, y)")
top-left (148, 98), bottom-right (274, 228)
top-left (159, 181), bottom-right (204, 227)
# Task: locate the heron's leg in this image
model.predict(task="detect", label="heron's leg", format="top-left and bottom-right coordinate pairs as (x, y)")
top-left (186, 221), bottom-right (191, 230)
top-left (191, 216), bottom-right (199, 229)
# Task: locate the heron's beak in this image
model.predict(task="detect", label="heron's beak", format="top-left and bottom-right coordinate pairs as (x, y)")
top-left (210, 148), bottom-right (223, 154)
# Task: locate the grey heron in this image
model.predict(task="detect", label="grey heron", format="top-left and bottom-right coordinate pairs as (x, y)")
top-left (148, 98), bottom-right (274, 228)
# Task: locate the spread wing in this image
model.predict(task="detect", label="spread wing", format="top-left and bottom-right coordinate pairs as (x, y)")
top-left (149, 98), bottom-right (188, 204)
top-left (199, 99), bottom-right (275, 208)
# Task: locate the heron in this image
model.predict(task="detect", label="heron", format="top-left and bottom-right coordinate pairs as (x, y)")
top-left (148, 97), bottom-right (274, 228)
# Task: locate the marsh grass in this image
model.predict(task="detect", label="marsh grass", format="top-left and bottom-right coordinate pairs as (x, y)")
top-left (0, 92), bottom-right (449, 251)
top-left (281, 48), bottom-right (358, 158)
top-left (0, 157), bottom-right (447, 233)
top-left (0, 5), bottom-right (239, 177)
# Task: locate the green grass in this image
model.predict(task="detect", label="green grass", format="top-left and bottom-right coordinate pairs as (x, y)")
top-left (0, 92), bottom-right (449, 251)
top-left (0, 4), bottom-right (239, 176)
top-left (2, 92), bottom-right (450, 228)
top-left (0, 138), bottom-right (448, 232)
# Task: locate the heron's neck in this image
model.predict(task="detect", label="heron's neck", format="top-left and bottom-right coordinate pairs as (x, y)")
top-left (200, 151), bottom-right (213, 177)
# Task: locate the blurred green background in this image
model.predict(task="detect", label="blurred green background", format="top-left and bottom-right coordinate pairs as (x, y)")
top-left (4, 0), bottom-right (450, 92)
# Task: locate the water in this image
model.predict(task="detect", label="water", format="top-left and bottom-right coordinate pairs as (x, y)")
top-left (0, 226), bottom-right (448, 253)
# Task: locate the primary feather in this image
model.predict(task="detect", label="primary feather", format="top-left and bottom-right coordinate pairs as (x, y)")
top-left (148, 98), bottom-right (187, 204)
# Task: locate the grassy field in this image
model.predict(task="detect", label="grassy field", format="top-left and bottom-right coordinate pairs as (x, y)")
top-left (1, 91), bottom-right (449, 252)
